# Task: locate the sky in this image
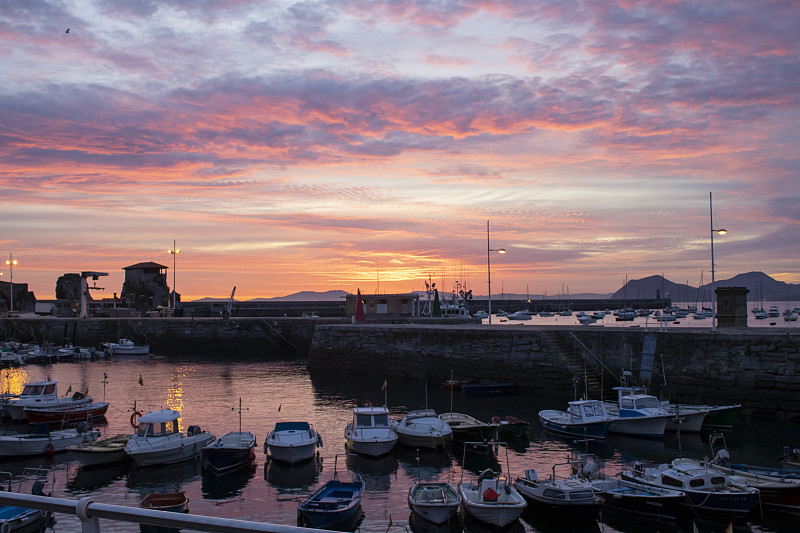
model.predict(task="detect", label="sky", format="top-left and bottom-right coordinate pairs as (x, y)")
top-left (1, 0), bottom-right (798, 301)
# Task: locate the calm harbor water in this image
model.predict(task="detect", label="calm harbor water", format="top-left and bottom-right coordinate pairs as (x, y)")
top-left (1, 355), bottom-right (799, 533)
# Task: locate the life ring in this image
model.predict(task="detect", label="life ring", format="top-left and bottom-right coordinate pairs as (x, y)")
top-left (130, 410), bottom-right (143, 429)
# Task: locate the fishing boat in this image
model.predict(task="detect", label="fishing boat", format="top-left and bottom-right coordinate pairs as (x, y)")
top-left (264, 421), bottom-right (321, 464)
top-left (124, 408), bottom-right (214, 467)
top-left (345, 406), bottom-right (397, 457)
top-left (620, 459), bottom-right (759, 518)
top-left (408, 482), bottom-right (460, 524)
top-left (393, 409), bottom-right (453, 450)
top-left (297, 455), bottom-right (364, 531)
top-left (24, 401), bottom-right (110, 424)
top-left (538, 399), bottom-right (613, 440)
top-left (66, 433), bottom-right (129, 467)
top-left (589, 472), bottom-right (686, 522)
top-left (103, 338), bottom-right (149, 355)
top-left (203, 431), bottom-right (257, 474)
top-left (0, 422), bottom-right (99, 457)
top-left (459, 468), bottom-right (526, 527)
top-left (1, 380), bottom-right (93, 422)
top-left (513, 459), bottom-right (600, 520)
top-left (438, 412), bottom-right (497, 444)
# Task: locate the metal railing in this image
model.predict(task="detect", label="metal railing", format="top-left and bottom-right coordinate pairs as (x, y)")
top-left (0, 491), bottom-right (329, 533)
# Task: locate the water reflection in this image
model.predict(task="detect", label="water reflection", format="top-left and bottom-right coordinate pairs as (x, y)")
top-left (126, 461), bottom-right (201, 495)
top-left (452, 443), bottom-right (500, 476)
top-left (408, 512), bottom-right (461, 533)
top-left (202, 462), bottom-right (257, 499)
top-left (461, 511), bottom-right (524, 533)
top-left (264, 456), bottom-right (321, 491)
top-left (66, 463), bottom-right (128, 494)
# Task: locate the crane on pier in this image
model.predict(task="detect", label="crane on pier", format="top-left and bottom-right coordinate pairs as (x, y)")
top-left (80, 271), bottom-right (108, 319)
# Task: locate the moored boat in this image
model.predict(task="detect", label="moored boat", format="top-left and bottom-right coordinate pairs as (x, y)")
top-left (297, 455), bottom-right (364, 531)
top-left (345, 406), bottom-right (397, 457)
top-left (24, 401), bottom-right (109, 424)
top-left (407, 481), bottom-right (460, 524)
top-left (140, 491), bottom-right (189, 512)
top-left (1, 380), bottom-right (93, 422)
top-left (459, 468), bottom-right (526, 527)
top-left (589, 472), bottom-right (686, 521)
top-left (538, 399), bottom-right (613, 440)
top-left (438, 412), bottom-right (496, 444)
top-left (203, 431), bottom-right (257, 474)
top-left (103, 338), bottom-right (149, 356)
top-left (0, 422), bottom-right (99, 457)
top-left (393, 409), bottom-right (452, 450)
top-left (491, 415), bottom-right (529, 438)
top-left (513, 462), bottom-right (600, 520)
top-left (124, 409), bottom-right (214, 467)
top-left (66, 433), bottom-right (129, 467)
top-left (265, 421), bottom-right (321, 464)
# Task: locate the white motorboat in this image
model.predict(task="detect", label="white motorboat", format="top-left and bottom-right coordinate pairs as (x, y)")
top-left (472, 310), bottom-right (489, 319)
top-left (0, 423), bottom-right (99, 457)
top-left (264, 421), bottom-right (321, 464)
top-left (124, 409), bottom-right (214, 467)
top-left (103, 338), bottom-right (149, 355)
top-left (408, 481), bottom-right (460, 524)
top-left (1, 379), bottom-right (93, 422)
top-left (393, 409), bottom-right (452, 450)
top-left (66, 433), bottom-right (129, 466)
top-left (459, 468), bottom-right (526, 526)
top-left (506, 310), bottom-right (531, 320)
top-left (345, 406), bottom-right (398, 457)
top-left (611, 373), bottom-right (705, 434)
top-left (513, 459), bottom-right (600, 519)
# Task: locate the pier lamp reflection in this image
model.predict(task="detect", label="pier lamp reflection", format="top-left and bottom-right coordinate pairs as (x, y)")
top-left (1, 367), bottom-right (31, 396)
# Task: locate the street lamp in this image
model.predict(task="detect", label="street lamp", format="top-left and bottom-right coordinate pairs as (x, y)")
top-left (709, 192), bottom-right (727, 330)
top-left (487, 220), bottom-right (506, 325)
top-left (5, 254), bottom-right (17, 315)
top-left (168, 240), bottom-right (181, 310)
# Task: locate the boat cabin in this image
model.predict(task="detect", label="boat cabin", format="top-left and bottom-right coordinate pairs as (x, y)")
top-left (352, 407), bottom-right (391, 428)
top-left (19, 380), bottom-right (58, 398)
top-left (568, 400), bottom-right (610, 423)
top-left (648, 462), bottom-right (726, 490)
top-left (135, 409), bottom-right (181, 438)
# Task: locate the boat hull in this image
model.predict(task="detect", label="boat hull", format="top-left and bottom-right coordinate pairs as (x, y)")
top-left (126, 432), bottom-right (214, 468)
top-left (607, 415), bottom-right (669, 438)
top-left (0, 429), bottom-right (99, 457)
top-left (67, 434), bottom-right (129, 466)
top-left (538, 413), bottom-right (608, 440)
top-left (267, 442), bottom-right (317, 464)
top-left (25, 402), bottom-right (109, 424)
top-left (297, 479), bottom-right (364, 531)
top-left (395, 431), bottom-right (452, 450)
top-left (407, 482), bottom-right (460, 524)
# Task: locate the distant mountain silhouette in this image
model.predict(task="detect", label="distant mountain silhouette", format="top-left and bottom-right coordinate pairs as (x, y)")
top-left (248, 290), bottom-right (350, 302)
top-left (611, 272), bottom-right (799, 303)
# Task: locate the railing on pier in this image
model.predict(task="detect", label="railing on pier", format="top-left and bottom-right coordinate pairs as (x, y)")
top-left (0, 491), bottom-right (329, 533)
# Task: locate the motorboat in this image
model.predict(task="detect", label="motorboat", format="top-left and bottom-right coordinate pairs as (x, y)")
top-left (345, 406), bottom-right (398, 457)
top-left (513, 460), bottom-right (600, 520)
top-left (472, 310), bottom-right (489, 319)
top-left (1, 380), bottom-right (93, 422)
top-left (605, 377), bottom-right (673, 438)
top-left (124, 408), bottom-right (214, 467)
top-left (439, 412), bottom-right (497, 443)
top-left (103, 338), bottom-right (149, 355)
top-left (393, 409), bottom-right (452, 450)
top-left (66, 433), bottom-right (129, 467)
top-left (408, 481), bottom-right (460, 524)
top-left (538, 399), bottom-right (613, 440)
top-left (611, 372), bottom-right (707, 433)
top-left (589, 472), bottom-right (686, 522)
top-left (0, 422), bottom-right (99, 457)
top-left (203, 431), bottom-right (257, 474)
top-left (0, 469), bottom-right (53, 532)
top-left (506, 310), bottom-right (531, 320)
top-left (297, 455), bottom-right (364, 530)
top-left (459, 468), bottom-right (526, 527)
top-left (620, 459), bottom-right (759, 518)
top-left (264, 421), bottom-right (321, 464)
top-left (24, 401), bottom-right (109, 424)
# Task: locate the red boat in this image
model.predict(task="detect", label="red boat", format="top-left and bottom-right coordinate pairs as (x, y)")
top-left (24, 402), bottom-right (110, 424)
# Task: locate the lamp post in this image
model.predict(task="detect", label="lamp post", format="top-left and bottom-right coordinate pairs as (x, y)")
top-left (487, 220), bottom-right (506, 325)
top-left (5, 254), bottom-right (17, 315)
top-left (168, 241), bottom-right (181, 310)
top-left (709, 192), bottom-right (727, 330)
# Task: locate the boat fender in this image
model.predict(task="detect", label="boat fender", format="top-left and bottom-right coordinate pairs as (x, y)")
top-left (1, 521), bottom-right (11, 533)
top-left (130, 410), bottom-right (143, 429)
top-left (317, 433), bottom-right (323, 448)
top-left (76, 421), bottom-right (90, 434)
top-left (248, 449), bottom-right (256, 461)
top-left (45, 443), bottom-right (55, 455)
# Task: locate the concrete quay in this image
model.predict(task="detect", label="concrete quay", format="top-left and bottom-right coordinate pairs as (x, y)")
top-left (2, 317), bottom-right (799, 421)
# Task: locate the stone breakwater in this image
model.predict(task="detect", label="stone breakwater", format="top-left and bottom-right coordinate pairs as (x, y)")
top-left (307, 324), bottom-right (800, 422)
top-left (3, 318), bottom-right (799, 421)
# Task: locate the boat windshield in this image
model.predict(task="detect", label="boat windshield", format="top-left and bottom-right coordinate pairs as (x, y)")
top-left (21, 384), bottom-right (55, 396)
top-left (635, 397), bottom-right (660, 409)
top-left (356, 413), bottom-right (389, 427)
top-left (137, 420), bottom-right (179, 437)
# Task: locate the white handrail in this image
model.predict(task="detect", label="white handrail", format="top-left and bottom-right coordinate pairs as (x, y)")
top-left (0, 492), bottom-right (330, 533)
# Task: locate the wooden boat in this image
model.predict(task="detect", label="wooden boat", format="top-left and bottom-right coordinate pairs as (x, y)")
top-left (0, 423), bottom-right (99, 457)
top-left (24, 401), bottom-right (109, 424)
top-left (438, 412), bottom-right (496, 443)
top-left (345, 406), bottom-right (397, 457)
top-left (513, 459), bottom-right (600, 520)
top-left (203, 431), bottom-right (256, 474)
top-left (407, 481), bottom-right (460, 524)
top-left (393, 409), bottom-right (453, 450)
top-left (459, 468), bottom-right (526, 527)
top-left (124, 409), bottom-right (214, 467)
top-left (297, 455), bottom-right (364, 531)
top-left (538, 399), bottom-right (613, 440)
top-left (491, 416), bottom-right (529, 438)
top-left (66, 433), bottom-right (129, 466)
top-left (140, 492), bottom-right (189, 512)
top-left (265, 421), bottom-right (321, 464)
top-left (589, 472), bottom-right (686, 521)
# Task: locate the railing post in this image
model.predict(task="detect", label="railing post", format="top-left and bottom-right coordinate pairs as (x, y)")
top-left (77, 497), bottom-right (100, 533)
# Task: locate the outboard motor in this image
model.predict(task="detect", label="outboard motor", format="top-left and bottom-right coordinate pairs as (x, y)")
top-left (525, 469), bottom-right (538, 482)
top-left (187, 425), bottom-right (201, 437)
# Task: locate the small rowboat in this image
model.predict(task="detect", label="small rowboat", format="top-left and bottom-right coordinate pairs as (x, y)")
top-left (140, 492), bottom-right (189, 512)
top-left (297, 455), bottom-right (364, 531)
top-left (491, 416), bottom-right (529, 438)
top-left (66, 433), bottom-right (129, 467)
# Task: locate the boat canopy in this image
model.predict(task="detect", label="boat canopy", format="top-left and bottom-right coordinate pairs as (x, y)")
top-left (138, 409), bottom-right (180, 424)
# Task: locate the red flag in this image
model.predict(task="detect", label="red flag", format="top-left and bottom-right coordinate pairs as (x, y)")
top-left (381, 379), bottom-right (387, 391)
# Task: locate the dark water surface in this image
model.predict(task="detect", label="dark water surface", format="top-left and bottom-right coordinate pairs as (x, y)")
top-left (1, 356), bottom-right (798, 533)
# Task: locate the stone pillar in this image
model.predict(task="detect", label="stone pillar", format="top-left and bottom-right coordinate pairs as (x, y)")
top-left (716, 286), bottom-right (749, 327)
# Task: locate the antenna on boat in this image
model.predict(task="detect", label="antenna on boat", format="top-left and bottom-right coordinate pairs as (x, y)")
top-left (238, 397), bottom-right (242, 434)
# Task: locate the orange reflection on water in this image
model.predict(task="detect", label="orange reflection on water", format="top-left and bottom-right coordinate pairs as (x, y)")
top-left (165, 365), bottom-right (194, 433)
top-left (1, 367), bottom-right (31, 396)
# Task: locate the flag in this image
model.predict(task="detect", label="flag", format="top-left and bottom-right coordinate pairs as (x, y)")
top-left (278, 404), bottom-right (281, 412)
top-left (65, 384), bottom-right (72, 395)
top-left (693, 522), bottom-right (700, 533)
top-left (385, 514), bottom-right (392, 532)
top-left (381, 378), bottom-right (387, 391)
top-left (725, 523), bottom-right (733, 533)
top-left (138, 374), bottom-right (144, 386)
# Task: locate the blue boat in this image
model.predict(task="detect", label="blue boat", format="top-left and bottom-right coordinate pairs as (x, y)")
top-left (538, 400), bottom-right (613, 440)
top-left (297, 456), bottom-right (364, 531)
